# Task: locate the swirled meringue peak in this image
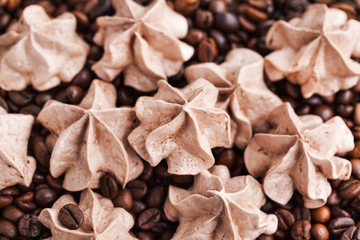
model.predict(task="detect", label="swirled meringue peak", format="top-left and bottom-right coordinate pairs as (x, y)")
top-left (128, 79), bottom-right (231, 175)
top-left (185, 48), bottom-right (282, 149)
top-left (164, 165), bottom-right (278, 240)
top-left (244, 102), bottom-right (354, 208)
top-left (0, 5), bottom-right (89, 91)
top-left (37, 80), bottom-right (143, 191)
top-left (265, 4), bottom-right (360, 98)
top-left (0, 107), bottom-right (35, 190)
top-left (92, 0), bottom-right (194, 92)
top-left (39, 188), bottom-right (136, 240)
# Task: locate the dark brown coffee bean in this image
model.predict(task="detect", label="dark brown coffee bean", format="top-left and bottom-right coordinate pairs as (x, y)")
top-left (2, 205), bottom-right (24, 223)
top-left (305, 95), bottom-right (323, 106)
top-left (32, 136), bottom-right (50, 167)
top-left (352, 142), bottom-right (360, 159)
top-left (273, 228), bottom-right (288, 239)
top-left (8, 90), bottom-right (33, 107)
top-left (296, 104), bottom-right (311, 115)
top-left (197, 37), bottom-right (218, 62)
top-left (257, 234), bottom-right (274, 240)
top-left (14, 192), bottom-right (37, 212)
top-left (117, 86), bottom-right (136, 106)
top-left (294, 205), bottom-right (311, 221)
top-left (291, 220), bottom-right (311, 240)
top-left (99, 174), bottom-right (119, 199)
top-left (137, 231), bottom-right (155, 240)
top-left (238, 15), bottom-right (256, 32)
top-left (0, 196), bottom-right (13, 209)
top-left (132, 200), bottom-right (147, 214)
top-left (0, 13), bottom-right (11, 31)
top-left (217, 149), bottom-right (236, 169)
top-left (336, 105), bottom-right (354, 118)
top-left (65, 85), bottom-right (84, 104)
top-left (127, 180), bottom-right (147, 200)
top-left (46, 174), bottom-right (63, 191)
top-left (0, 219), bottom-right (17, 238)
top-left (152, 221), bottom-right (173, 234)
top-left (155, 165), bottom-right (171, 179)
top-left (174, 0), bottom-right (200, 15)
top-left (1, 187), bottom-right (19, 197)
top-left (245, 5), bottom-right (268, 22)
top-left (34, 184), bottom-right (57, 208)
top-left (161, 230), bottom-right (174, 240)
top-left (59, 204), bottom-right (84, 230)
top-left (209, 29), bottom-right (227, 53)
top-left (146, 186), bottom-right (165, 208)
top-left (35, 93), bottom-right (53, 107)
top-left (113, 189), bottom-right (133, 211)
top-left (341, 226), bottom-right (360, 240)
top-left (284, 82), bottom-right (300, 99)
top-left (313, 105), bottom-right (334, 121)
top-left (18, 214), bottom-right (41, 238)
top-left (0, 96), bottom-right (8, 112)
top-left (351, 194), bottom-right (360, 213)
top-left (195, 9), bottom-right (213, 29)
top-left (352, 159), bottom-right (360, 179)
top-left (140, 163), bottom-right (153, 181)
top-left (328, 190), bottom-right (342, 206)
top-left (311, 223), bottom-right (329, 240)
top-left (321, 94), bottom-right (335, 104)
top-left (137, 208), bottom-right (161, 230)
top-left (338, 179), bottom-right (360, 200)
top-left (87, 0), bottom-right (112, 19)
top-left (72, 10), bottom-right (89, 31)
top-left (311, 206), bottom-right (331, 223)
top-left (337, 90), bottom-right (355, 105)
top-left (209, 0), bottom-right (227, 12)
top-left (185, 28), bottom-right (206, 46)
top-left (215, 12), bottom-right (239, 33)
top-left (328, 217), bottom-right (355, 236)
top-left (19, 104), bottom-right (41, 117)
top-left (72, 68), bottom-right (92, 88)
top-left (171, 175), bottom-right (193, 185)
top-left (332, 206), bottom-right (351, 218)
top-left (274, 208), bottom-right (295, 231)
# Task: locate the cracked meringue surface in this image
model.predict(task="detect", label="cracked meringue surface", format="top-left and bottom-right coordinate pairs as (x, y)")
top-left (185, 48), bottom-right (282, 149)
top-left (128, 79), bottom-right (231, 175)
top-left (37, 80), bottom-right (143, 191)
top-left (0, 5), bottom-right (89, 91)
top-left (244, 102), bottom-right (354, 208)
top-left (265, 4), bottom-right (360, 98)
top-left (164, 165), bottom-right (278, 240)
top-left (92, 0), bottom-right (194, 92)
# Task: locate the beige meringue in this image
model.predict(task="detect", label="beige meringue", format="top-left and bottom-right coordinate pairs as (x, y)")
top-left (92, 0), bottom-right (194, 92)
top-left (39, 188), bottom-right (136, 240)
top-left (265, 4), bottom-right (360, 98)
top-left (128, 79), bottom-right (231, 175)
top-left (0, 5), bottom-right (89, 91)
top-left (0, 107), bottom-right (35, 190)
top-left (185, 48), bottom-right (282, 149)
top-left (37, 80), bottom-right (143, 191)
top-left (164, 165), bottom-right (278, 240)
top-left (244, 102), bottom-right (354, 208)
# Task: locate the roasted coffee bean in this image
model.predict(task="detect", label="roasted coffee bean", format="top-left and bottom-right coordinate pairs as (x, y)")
top-left (0, 187), bottom-right (19, 208)
top-left (338, 179), bottom-right (360, 200)
top-left (332, 206), bottom-right (351, 218)
top-left (35, 92), bottom-right (53, 107)
top-left (209, 0), bottom-right (227, 12)
top-left (337, 90), bottom-right (354, 105)
top-left (113, 189), bottom-right (133, 211)
top-left (59, 204), bottom-right (84, 230)
top-left (65, 85), bottom-right (84, 104)
top-left (155, 165), bottom-right (171, 179)
top-left (217, 149), bottom-right (236, 169)
top-left (18, 214), bottom-right (41, 238)
top-left (127, 180), bottom-right (147, 200)
top-left (152, 221), bottom-right (173, 234)
top-left (238, 15), bottom-right (256, 32)
top-left (34, 184), bottom-right (57, 208)
top-left (33, 172), bottom-right (46, 184)
top-left (328, 190), bottom-right (342, 206)
top-left (311, 206), bottom-right (331, 223)
top-left (273, 228), bottom-right (288, 239)
top-left (336, 105), bottom-right (354, 118)
top-left (284, 82), bottom-right (300, 99)
top-left (185, 28), bottom-right (207, 46)
top-left (352, 159), bottom-right (360, 179)
top-left (0, 13), bottom-right (11, 31)
top-left (19, 104), bottom-right (41, 117)
top-left (313, 105), bottom-right (334, 121)
top-left (351, 194), bottom-right (360, 213)
top-left (0, 195), bottom-right (13, 209)
top-left (161, 230), bottom-right (174, 240)
top-left (174, 0), bottom-right (200, 15)
top-left (311, 223), bottom-right (329, 240)
top-left (146, 186), bottom-right (165, 208)
top-left (294, 205), bottom-right (311, 221)
top-left (245, 6), bottom-right (268, 22)
top-left (137, 208), bottom-right (161, 230)
top-left (321, 94), bottom-right (335, 104)
top-left (140, 163), bottom-right (154, 181)
top-left (99, 174), bottom-right (119, 199)
top-left (209, 29), bottom-right (227, 53)
top-left (328, 217), bottom-right (355, 236)
top-left (0, 96), bottom-right (8, 112)
top-left (296, 104), bottom-right (311, 115)
top-left (195, 9), bottom-right (213, 29)
top-left (215, 12), bottom-right (239, 33)
top-left (137, 231), bottom-right (155, 240)
top-left (0, 219), bottom-right (17, 238)
top-left (291, 220), bottom-right (311, 240)
top-left (117, 86), bottom-right (136, 106)
top-left (87, 0), bottom-right (112, 19)
top-left (72, 69), bottom-right (92, 88)
top-left (341, 226), bottom-right (360, 240)
top-left (305, 95), bottom-right (322, 106)
top-left (132, 200), bottom-right (147, 214)
top-left (351, 142), bottom-right (360, 159)
top-left (171, 175), bottom-right (193, 185)
top-left (257, 234), bottom-right (274, 240)
top-left (46, 174), bottom-right (63, 191)
top-left (8, 90), bottom-right (33, 107)
top-left (274, 208), bottom-right (295, 231)
top-left (197, 37), bottom-right (218, 62)
top-left (14, 192), bottom-right (37, 212)
top-left (2, 205), bottom-right (24, 223)
top-left (32, 136), bottom-right (50, 167)
top-left (73, 10), bottom-right (89, 31)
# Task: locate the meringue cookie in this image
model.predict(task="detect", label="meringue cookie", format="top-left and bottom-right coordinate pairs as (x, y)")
top-left (185, 48), bottom-right (282, 149)
top-left (0, 107), bottom-right (35, 190)
top-left (39, 188), bottom-right (136, 240)
top-left (37, 80), bottom-right (143, 191)
top-left (244, 102), bottom-right (354, 208)
top-left (92, 0), bottom-right (194, 92)
top-left (128, 79), bottom-right (231, 175)
top-left (265, 4), bottom-right (360, 98)
top-left (164, 165), bottom-right (278, 240)
top-left (0, 5), bottom-right (89, 91)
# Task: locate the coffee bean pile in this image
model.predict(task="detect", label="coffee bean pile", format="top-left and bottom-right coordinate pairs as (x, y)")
top-left (1, 0), bottom-right (360, 239)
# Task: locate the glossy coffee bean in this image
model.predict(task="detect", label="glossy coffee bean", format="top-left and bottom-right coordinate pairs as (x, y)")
top-left (337, 90), bottom-right (354, 105)
top-left (0, 219), bottom-right (17, 238)
top-left (0, 13), bottom-right (11, 31)
top-left (209, 0), bottom-right (227, 12)
top-left (14, 192), bottom-right (37, 212)
top-left (132, 200), bottom-right (147, 214)
top-left (146, 186), bottom-right (165, 208)
top-left (35, 93), bottom-right (53, 107)
top-left (117, 86), bottom-right (136, 106)
top-left (127, 180), bottom-right (147, 200)
top-left (327, 190), bottom-right (342, 206)
top-left (257, 235), bottom-right (274, 240)
top-left (174, 0), bottom-right (200, 15)
top-left (8, 90), bottom-right (33, 107)
top-left (352, 159), bottom-right (360, 179)
top-left (140, 163), bottom-right (154, 181)
top-left (311, 223), bottom-right (329, 240)
top-left (195, 9), bottom-right (213, 29)
top-left (72, 69), bottom-right (91, 88)
top-left (0, 187), bottom-right (19, 208)
top-left (32, 136), bottom-right (50, 167)
top-left (59, 204), bottom-right (84, 230)
top-left (113, 189), bottom-right (133, 211)
top-left (215, 12), bottom-right (239, 33)
top-left (209, 29), bottom-right (227, 53)
top-left (328, 217), bottom-right (355, 236)
top-left (0, 96), bottom-right (8, 112)
top-left (171, 175), bottom-right (193, 185)
top-left (137, 208), bottom-right (161, 230)
top-left (197, 37), bottom-right (218, 62)
top-left (217, 149), bottom-right (236, 169)
top-left (332, 206), bottom-right (351, 218)
top-left (0, 195), bottom-right (13, 209)
top-left (351, 142), bottom-right (360, 159)
top-left (2, 205), bottom-right (24, 223)
top-left (338, 179), bottom-right (360, 200)
top-left (291, 220), bottom-right (311, 240)
top-left (46, 174), bottom-right (63, 191)
top-left (351, 194), bottom-right (360, 213)
top-left (313, 105), bottom-right (334, 121)
top-left (294, 205), bottom-right (311, 221)
top-left (341, 226), bottom-right (360, 240)
top-left (99, 174), bottom-right (119, 199)
top-left (311, 206), bottom-right (330, 223)
top-left (18, 214), bottom-right (41, 238)
top-left (274, 208), bottom-right (295, 231)
top-left (34, 184), bottom-right (57, 208)
top-left (336, 105), bottom-right (354, 118)
top-left (137, 231), bottom-right (155, 240)
top-left (185, 28), bottom-right (206, 46)
top-left (65, 85), bottom-right (84, 104)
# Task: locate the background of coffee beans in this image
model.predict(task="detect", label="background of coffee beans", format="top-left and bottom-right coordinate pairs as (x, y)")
top-left (1, 0), bottom-right (360, 239)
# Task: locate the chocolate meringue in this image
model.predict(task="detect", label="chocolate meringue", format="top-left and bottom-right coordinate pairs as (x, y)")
top-left (265, 4), bottom-right (360, 98)
top-left (244, 102), bottom-right (354, 208)
top-left (0, 5), bottom-right (89, 91)
top-left (37, 80), bottom-right (143, 191)
top-left (39, 188), bottom-right (136, 240)
top-left (92, 0), bottom-right (194, 92)
top-left (185, 48), bottom-right (282, 149)
top-left (128, 79), bottom-right (231, 175)
top-left (164, 165), bottom-right (278, 239)
top-left (0, 107), bottom-right (35, 190)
